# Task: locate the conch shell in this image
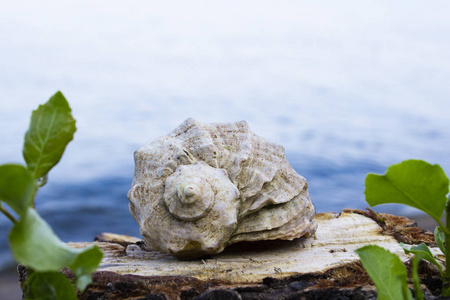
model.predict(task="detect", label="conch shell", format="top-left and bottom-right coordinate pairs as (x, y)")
top-left (128, 118), bottom-right (317, 259)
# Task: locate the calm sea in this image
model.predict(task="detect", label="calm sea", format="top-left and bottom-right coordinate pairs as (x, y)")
top-left (1, 1), bottom-right (449, 270)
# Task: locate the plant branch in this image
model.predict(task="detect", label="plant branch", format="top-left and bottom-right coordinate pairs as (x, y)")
top-left (411, 255), bottom-right (424, 300)
top-left (437, 219), bottom-right (450, 235)
top-left (0, 204), bottom-right (17, 224)
top-left (442, 199), bottom-right (450, 296)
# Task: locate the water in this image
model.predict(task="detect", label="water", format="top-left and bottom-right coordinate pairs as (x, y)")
top-left (1, 1), bottom-right (450, 270)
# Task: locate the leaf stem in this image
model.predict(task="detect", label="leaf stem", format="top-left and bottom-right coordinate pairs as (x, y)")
top-left (442, 198), bottom-right (450, 296)
top-left (0, 204), bottom-right (17, 224)
top-left (437, 219), bottom-right (450, 235)
top-left (411, 255), bottom-right (424, 300)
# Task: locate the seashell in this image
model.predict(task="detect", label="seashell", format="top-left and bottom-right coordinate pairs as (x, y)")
top-left (128, 118), bottom-right (317, 259)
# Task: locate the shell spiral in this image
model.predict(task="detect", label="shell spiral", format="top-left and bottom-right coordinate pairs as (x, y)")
top-left (164, 164), bottom-right (220, 221)
top-left (128, 118), bottom-right (317, 259)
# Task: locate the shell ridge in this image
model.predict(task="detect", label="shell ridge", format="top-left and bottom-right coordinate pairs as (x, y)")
top-left (204, 121), bottom-right (252, 184)
top-left (237, 133), bottom-right (287, 202)
top-left (229, 212), bottom-right (317, 244)
top-left (233, 185), bottom-right (310, 235)
top-left (170, 118), bottom-right (219, 168)
top-left (239, 161), bottom-right (308, 217)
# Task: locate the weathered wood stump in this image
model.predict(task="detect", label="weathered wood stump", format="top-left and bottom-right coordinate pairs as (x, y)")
top-left (22, 209), bottom-right (444, 299)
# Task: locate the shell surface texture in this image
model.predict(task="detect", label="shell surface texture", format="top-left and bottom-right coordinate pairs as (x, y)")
top-left (128, 118), bottom-right (317, 259)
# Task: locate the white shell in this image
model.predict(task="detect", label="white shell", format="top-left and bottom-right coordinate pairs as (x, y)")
top-left (128, 118), bottom-right (317, 259)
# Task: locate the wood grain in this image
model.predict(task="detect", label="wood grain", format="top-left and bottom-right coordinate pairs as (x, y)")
top-left (20, 210), bottom-right (443, 299)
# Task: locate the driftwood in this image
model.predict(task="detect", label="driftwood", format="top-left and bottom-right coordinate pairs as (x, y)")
top-left (20, 210), bottom-right (444, 299)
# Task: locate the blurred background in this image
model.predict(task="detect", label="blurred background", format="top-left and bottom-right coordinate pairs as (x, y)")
top-left (1, 1), bottom-right (449, 291)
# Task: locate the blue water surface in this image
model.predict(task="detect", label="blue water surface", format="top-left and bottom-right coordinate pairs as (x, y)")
top-left (1, 1), bottom-right (450, 270)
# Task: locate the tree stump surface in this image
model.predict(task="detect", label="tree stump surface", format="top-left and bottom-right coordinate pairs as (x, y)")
top-left (24, 209), bottom-right (444, 299)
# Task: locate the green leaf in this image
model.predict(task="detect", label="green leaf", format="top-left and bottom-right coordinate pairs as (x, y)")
top-left (9, 208), bottom-right (103, 289)
top-left (400, 242), bottom-right (445, 300)
top-left (434, 227), bottom-right (445, 256)
top-left (400, 243), bottom-right (443, 300)
top-left (0, 164), bottom-right (35, 216)
top-left (25, 271), bottom-right (78, 300)
top-left (23, 91), bottom-right (76, 179)
top-left (356, 245), bottom-right (412, 300)
top-left (400, 243), bottom-right (443, 276)
top-left (69, 245), bottom-right (103, 291)
top-left (9, 208), bottom-right (77, 271)
top-left (365, 160), bottom-right (449, 223)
